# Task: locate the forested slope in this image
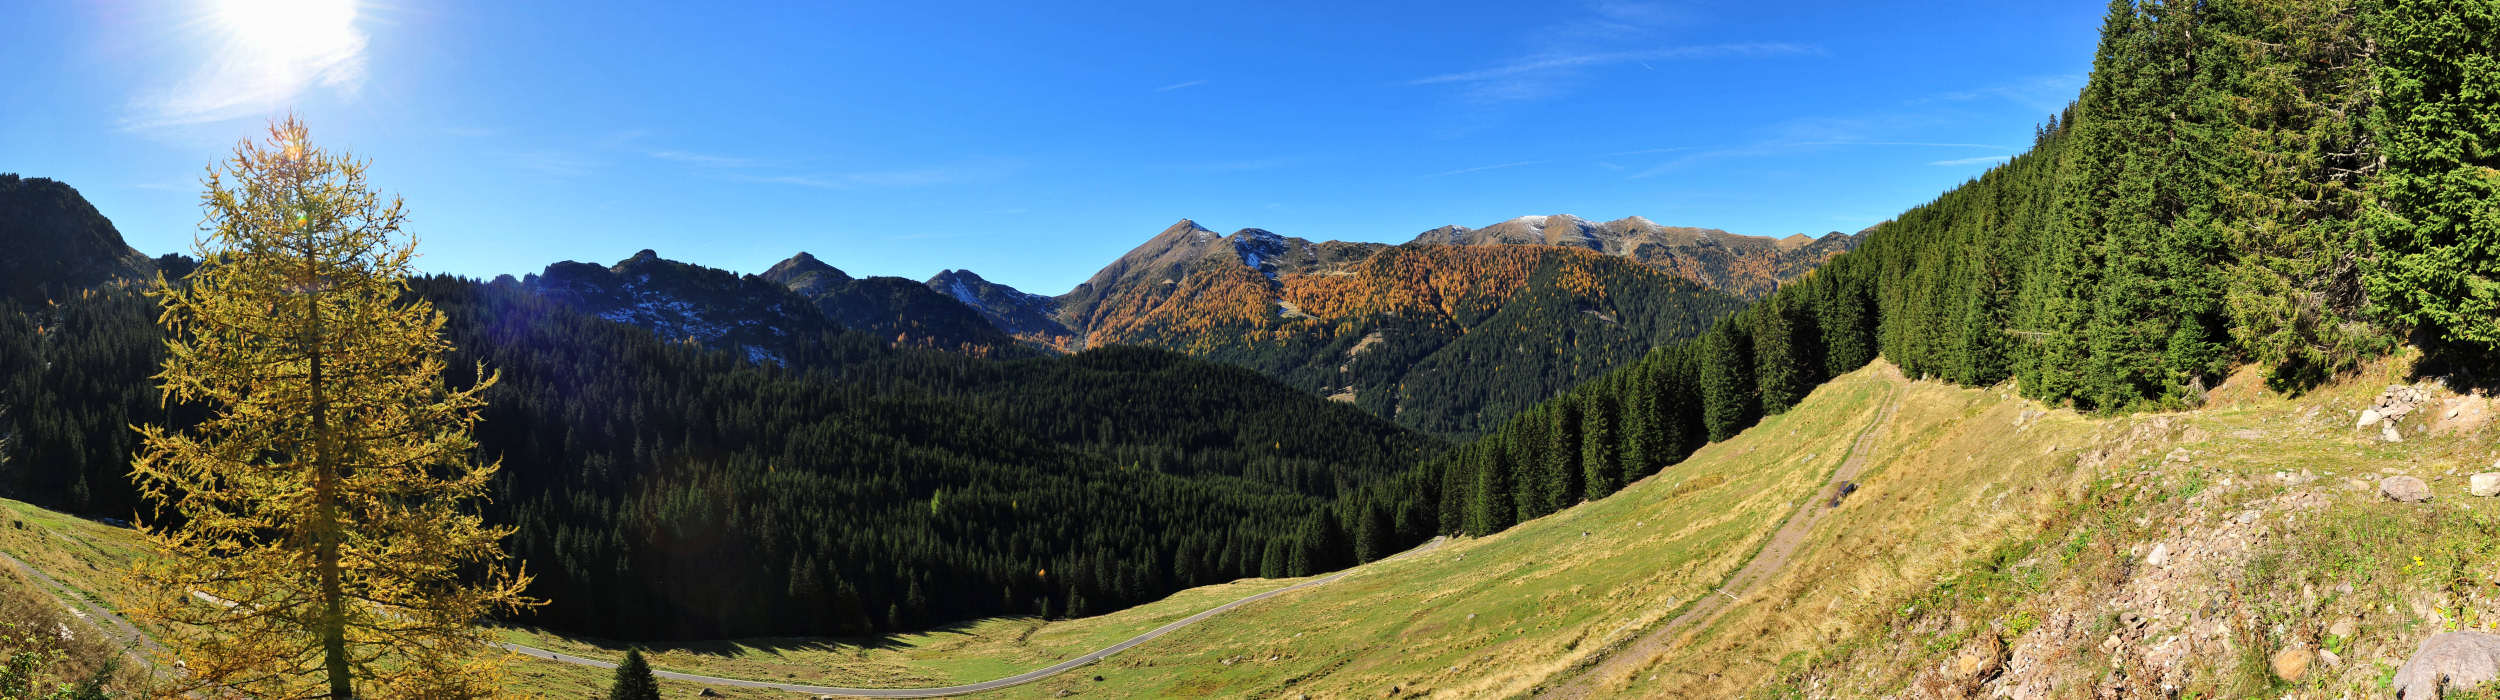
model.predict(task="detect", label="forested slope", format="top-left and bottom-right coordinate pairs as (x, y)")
top-left (1295, 0), bottom-right (2497, 570)
top-left (0, 272), bottom-right (1444, 641)
top-left (1084, 243), bottom-right (1746, 437)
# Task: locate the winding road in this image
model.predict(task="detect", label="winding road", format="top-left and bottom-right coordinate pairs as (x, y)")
top-left (495, 536), bottom-right (1447, 698)
top-left (1540, 386), bottom-right (1901, 698)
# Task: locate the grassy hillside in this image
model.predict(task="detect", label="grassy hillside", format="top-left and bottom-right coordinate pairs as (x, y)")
top-left (465, 357), bottom-right (2499, 698)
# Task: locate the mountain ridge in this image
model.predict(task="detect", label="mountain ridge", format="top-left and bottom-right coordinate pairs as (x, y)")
top-left (0, 174), bottom-right (157, 305)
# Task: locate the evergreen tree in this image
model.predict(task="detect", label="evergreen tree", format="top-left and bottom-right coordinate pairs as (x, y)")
top-left (1467, 446), bottom-right (1515, 535)
top-left (1541, 402), bottom-right (1582, 514)
top-left (1753, 297), bottom-right (1810, 414)
top-left (1580, 389), bottom-right (1622, 499)
top-left (2364, 0), bottom-right (2500, 353)
top-left (1698, 320), bottom-right (1757, 441)
top-left (608, 649), bottom-right (661, 700)
top-left (1353, 500), bottom-right (1392, 564)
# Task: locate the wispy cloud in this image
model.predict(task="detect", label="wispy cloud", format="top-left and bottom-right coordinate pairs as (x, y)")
top-left (1156, 79), bottom-right (1209, 92)
top-left (1929, 155), bottom-right (2012, 167)
top-left (126, 6), bottom-right (370, 129)
top-left (649, 150), bottom-right (771, 168)
top-left (1181, 156), bottom-right (1303, 173)
top-left (1410, 43), bottom-right (1816, 88)
top-left (728, 162), bottom-right (1018, 189)
top-left (1425, 160), bottom-right (1550, 177)
top-left (1917, 74), bottom-right (2086, 114)
top-left (1631, 138), bottom-right (2012, 179)
top-left (506, 151), bottom-right (598, 178)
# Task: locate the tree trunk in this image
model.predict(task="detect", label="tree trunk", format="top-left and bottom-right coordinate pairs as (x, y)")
top-left (304, 230), bottom-right (354, 700)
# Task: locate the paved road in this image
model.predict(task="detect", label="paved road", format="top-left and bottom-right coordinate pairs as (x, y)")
top-left (1540, 385), bottom-right (1902, 699)
top-left (496, 537), bottom-right (1447, 698)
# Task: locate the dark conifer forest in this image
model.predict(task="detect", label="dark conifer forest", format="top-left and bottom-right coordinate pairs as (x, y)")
top-left (0, 275), bottom-right (1442, 639)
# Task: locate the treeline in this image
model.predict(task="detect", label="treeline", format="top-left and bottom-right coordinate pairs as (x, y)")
top-left (1262, 0), bottom-right (2497, 570)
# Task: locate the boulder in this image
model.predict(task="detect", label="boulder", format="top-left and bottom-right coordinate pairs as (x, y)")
top-left (2384, 423), bottom-right (2407, 443)
top-left (2395, 631), bottom-right (2500, 699)
top-left (2146, 543), bottom-right (2171, 567)
top-left (2383, 476), bottom-right (2434, 503)
top-left (2272, 646), bottom-right (2313, 682)
top-left (1952, 635), bottom-right (2004, 681)
top-left (2472, 472), bottom-right (2500, 498)
top-left (2359, 408), bottom-right (2385, 429)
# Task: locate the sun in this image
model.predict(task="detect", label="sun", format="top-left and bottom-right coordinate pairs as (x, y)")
top-left (212, 0), bottom-right (360, 62)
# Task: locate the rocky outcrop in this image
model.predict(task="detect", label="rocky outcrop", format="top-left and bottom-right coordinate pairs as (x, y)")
top-left (2359, 385), bottom-right (2435, 443)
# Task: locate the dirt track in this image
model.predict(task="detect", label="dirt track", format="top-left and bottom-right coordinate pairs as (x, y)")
top-left (1541, 386), bottom-right (1901, 698)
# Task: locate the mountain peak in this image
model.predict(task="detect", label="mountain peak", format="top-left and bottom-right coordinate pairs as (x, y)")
top-left (763, 251), bottom-right (845, 281)
top-left (0, 174), bottom-right (156, 303)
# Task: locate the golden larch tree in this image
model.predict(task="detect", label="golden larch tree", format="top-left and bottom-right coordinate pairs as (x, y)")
top-left (129, 117), bottom-right (535, 699)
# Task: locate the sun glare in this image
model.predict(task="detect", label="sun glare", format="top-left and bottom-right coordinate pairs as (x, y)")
top-left (213, 0), bottom-right (359, 61)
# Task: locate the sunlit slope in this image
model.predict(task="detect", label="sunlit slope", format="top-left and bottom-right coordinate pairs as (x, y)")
top-left (966, 355), bottom-right (2495, 699)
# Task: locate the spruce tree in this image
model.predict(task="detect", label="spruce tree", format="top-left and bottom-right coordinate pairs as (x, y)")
top-left (1580, 390), bottom-right (1621, 499)
top-left (2364, 0), bottom-right (2500, 351)
top-left (1698, 321), bottom-right (1757, 441)
top-left (609, 649), bottom-right (662, 700)
top-left (1542, 402), bottom-right (1582, 514)
top-left (1468, 446), bottom-right (1515, 535)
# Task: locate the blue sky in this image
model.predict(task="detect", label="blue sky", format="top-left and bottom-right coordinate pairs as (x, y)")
top-left (4, 1), bottom-right (2106, 295)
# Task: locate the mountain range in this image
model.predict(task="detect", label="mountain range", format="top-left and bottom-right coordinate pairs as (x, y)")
top-left (0, 173), bottom-right (1854, 438)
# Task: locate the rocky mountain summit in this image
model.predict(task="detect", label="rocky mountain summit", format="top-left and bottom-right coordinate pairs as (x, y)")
top-left (760, 252), bottom-right (1022, 355)
top-left (1407, 214), bottom-right (1862, 299)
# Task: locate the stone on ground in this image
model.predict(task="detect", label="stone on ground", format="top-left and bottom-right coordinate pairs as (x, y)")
top-left (2271, 646), bottom-right (2312, 682)
top-left (2382, 476), bottom-right (2433, 503)
top-left (2395, 631), bottom-right (2500, 699)
top-left (2471, 472), bottom-right (2500, 498)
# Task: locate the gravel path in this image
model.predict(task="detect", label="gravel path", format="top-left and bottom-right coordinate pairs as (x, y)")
top-left (0, 547), bottom-right (162, 668)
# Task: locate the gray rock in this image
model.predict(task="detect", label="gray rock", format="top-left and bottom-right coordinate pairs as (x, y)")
top-left (2471, 472), bottom-right (2500, 498)
top-left (2383, 476), bottom-right (2434, 503)
top-left (2359, 408), bottom-right (2385, 429)
top-left (2146, 543), bottom-right (2171, 567)
top-left (2385, 422), bottom-right (2407, 443)
top-left (2395, 631), bottom-right (2500, 699)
